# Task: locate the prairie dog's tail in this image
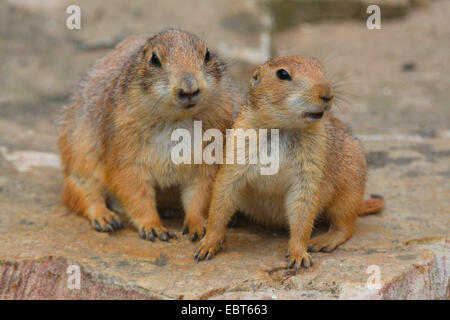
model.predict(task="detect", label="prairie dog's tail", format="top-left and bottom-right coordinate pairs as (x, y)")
top-left (358, 194), bottom-right (385, 216)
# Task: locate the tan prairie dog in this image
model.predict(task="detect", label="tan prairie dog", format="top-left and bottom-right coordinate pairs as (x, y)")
top-left (59, 28), bottom-right (237, 241)
top-left (195, 56), bottom-right (384, 270)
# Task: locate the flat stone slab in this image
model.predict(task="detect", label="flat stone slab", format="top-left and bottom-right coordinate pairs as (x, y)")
top-left (0, 136), bottom-right (448, 299)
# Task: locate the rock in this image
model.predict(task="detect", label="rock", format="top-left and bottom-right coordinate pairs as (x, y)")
top-left (0, 136), bottom-right (448, 299)
top-left (0, 0), bottom-right (271, 107)
top-left (0, 0), bottom-right (448, 300)
top-left (272, 0), bottom-right (450, 136)
top-left (270, 0), bottom-right (414, 30)
top-left (0, 146), bottom-right (60, 172)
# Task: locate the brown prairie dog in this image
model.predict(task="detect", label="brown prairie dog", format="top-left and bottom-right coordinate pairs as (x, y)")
top-left (58, 28), bottom-right (238, 241)
top-left (195, 56), bottom-right (384, 270)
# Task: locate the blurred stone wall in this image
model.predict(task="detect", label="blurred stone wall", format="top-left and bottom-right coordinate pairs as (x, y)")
top-left (0, 0), bottom-right (446, 152)
top-left (0, 0), bottom-right (430, 106)
top-left (0, 0), bottom-right (272, 107)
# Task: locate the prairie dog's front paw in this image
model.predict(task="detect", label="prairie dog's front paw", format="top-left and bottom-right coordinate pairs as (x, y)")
top-left (193, 236), bottom-right (224, 261)
top-left (286, 246), bottom-right (314, 272)
top-left (90, 210), bottom-right (123, 232)
top-left (182, 216), bottom-right (206, 242)
top-left (139, 224), bottom-right (176, 242)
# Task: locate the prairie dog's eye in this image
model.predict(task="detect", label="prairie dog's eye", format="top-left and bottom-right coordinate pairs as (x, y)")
top-left (276, 69), bottom-right (291, 80)
top-left (150, 53), bottom-right (161, 67)
top-left (204, 49), bottom-right (210, 63)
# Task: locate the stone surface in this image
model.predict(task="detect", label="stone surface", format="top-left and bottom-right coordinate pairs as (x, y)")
top-left (0, 0), bottom-right (449, 300)
top-left (0, 135), bottom-right (448, 299)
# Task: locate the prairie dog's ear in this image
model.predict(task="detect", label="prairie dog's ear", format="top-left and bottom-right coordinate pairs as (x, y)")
top-left (251, 66), bottom-right (262, 88)
top-left (309, 57), bottom-right (324, 68)
top-left (141, 43), bottom-right (150, 58)
top-left (142, 35), bottom-right (157, 58)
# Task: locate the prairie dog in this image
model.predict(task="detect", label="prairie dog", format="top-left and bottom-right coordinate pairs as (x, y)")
top-left (195, 56), bottom-right (384, 270)
top-left (59, 29), bottom-right (237, 241)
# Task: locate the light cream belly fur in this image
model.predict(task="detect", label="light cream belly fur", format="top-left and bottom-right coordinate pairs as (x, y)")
top-left (234, 136), bottom-right (294, 229)
top-left (238, 180), bottom-right (290, 228)
top-left (137, 119), bottom-right (215, 189)
top-left (122, 119), bottom-right (217, 213)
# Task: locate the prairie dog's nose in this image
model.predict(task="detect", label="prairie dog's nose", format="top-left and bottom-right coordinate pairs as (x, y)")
top-left (314, 83), bottom-right (334, 104)
top-left (177, 74), bottom-right (200, 106)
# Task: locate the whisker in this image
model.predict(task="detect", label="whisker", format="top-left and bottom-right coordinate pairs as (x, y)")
top-left (334, 89), bottom-right (360, 98)
top-left (334, 95), bottom-right (359, 111)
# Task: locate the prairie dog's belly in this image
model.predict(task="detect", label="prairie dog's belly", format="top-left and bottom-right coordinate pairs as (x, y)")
top-left (239, 193), bottom-right (289, 228)
top-left (237, 164), bottom-right (292, 228)
top-left (234, 133), bottom-right (299, 228)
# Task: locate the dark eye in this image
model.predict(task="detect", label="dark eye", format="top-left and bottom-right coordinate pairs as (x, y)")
top-left (276, 69), bottom-right (291, 80)
top-left (150, 53), bottom-right (161, 67)
top-left (204, 49), bottom-right (210, 63)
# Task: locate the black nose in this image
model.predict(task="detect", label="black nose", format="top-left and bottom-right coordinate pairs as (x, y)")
top-left (178, 88), bottom-right (200, 102)
top-left (320, 95), bottom-right (334, 103)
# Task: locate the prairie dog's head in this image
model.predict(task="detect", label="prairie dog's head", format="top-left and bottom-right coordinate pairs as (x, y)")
top-left (133, 29), bottom-right (227, 116)
top-left (248, 56), bottom-right (334, 129)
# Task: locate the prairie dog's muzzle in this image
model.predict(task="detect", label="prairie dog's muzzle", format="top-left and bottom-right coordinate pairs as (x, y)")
top-left (177, 73), bottom-right (200, 108)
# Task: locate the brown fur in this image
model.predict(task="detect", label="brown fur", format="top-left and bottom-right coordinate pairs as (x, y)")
top-left (195, 56), bottom-right (384, 269)
top-left (58, 29), bottom-right (238, 241)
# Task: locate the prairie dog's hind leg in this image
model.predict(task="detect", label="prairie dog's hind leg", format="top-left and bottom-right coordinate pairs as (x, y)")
top-left (108, 167), bottom-right (176, 242)
top-left (308, 192), bottom-right (361, 252)
top-left (63, 174), bottom-right (123, 232)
